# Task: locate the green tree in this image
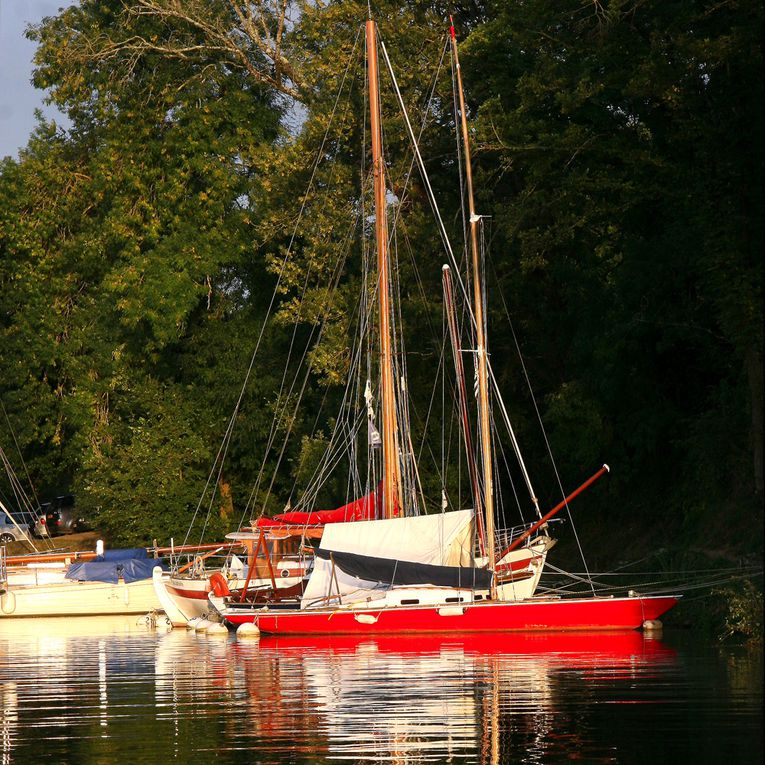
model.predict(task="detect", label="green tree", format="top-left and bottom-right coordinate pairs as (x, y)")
top-left (464, 0), bottom-right (762, 548)
top-left (1, 0), bottom-right (283, 545)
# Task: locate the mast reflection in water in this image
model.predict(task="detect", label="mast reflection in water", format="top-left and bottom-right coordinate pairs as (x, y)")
top-left (1, 617), bottom-right (761, 764)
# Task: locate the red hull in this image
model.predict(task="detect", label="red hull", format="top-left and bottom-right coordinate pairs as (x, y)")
top-left (254, 630), bottom-right (676, 661)
top-left (166, 584), bottom-right (210, 600)
top-left (225, 594), bottom-right (679, 635)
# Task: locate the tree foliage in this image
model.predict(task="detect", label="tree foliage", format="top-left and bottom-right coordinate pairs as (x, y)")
top-left (463, 0), bottom-right (763, 544)
top-left (0, 0), bottom-right (761, 556)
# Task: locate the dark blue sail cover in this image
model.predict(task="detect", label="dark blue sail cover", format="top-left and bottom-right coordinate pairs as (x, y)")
top-left (97, 548), bottom-right (149, 561)
top-left (65, 549), bottom-right (166, 583)
top-left (315, 547), bottom-right (493, 590)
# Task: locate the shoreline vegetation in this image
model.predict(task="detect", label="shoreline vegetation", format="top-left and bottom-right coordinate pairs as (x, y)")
top-left (1, 2), bottom-right (761, 642)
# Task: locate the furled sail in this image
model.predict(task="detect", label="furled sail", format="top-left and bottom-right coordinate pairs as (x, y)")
top-left (301, 509), bottom-right (477, 607)
top-left (254, 483), bottom-right (389, 530)
top-left (314, 547), bottom-right (491, 589)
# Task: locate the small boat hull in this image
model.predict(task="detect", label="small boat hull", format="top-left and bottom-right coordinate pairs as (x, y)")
top-left (0, 577), bottom-right (160, 618)
top-left (157, 571), bottom-right (308, 626)
top-left (227, 594), bottom-right (679, 635)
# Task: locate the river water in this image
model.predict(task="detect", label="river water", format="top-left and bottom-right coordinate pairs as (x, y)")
top-left (1, 616), bottom-right (761, 764)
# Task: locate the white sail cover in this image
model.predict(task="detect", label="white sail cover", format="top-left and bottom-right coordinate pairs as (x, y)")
top-left (301, 509), bottom-right (475, 608)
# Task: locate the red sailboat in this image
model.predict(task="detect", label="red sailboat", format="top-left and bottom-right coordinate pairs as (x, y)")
top-left (220, 19), bottom-right (679, 636)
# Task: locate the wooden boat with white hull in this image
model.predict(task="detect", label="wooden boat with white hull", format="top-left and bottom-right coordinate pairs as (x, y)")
top-left (154, 526), bottom-right (314, 626)
top-left (1, 541), bottom-right (229, 619)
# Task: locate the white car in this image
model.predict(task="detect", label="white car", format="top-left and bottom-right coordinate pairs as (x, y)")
top-left (0, 511), bottom-right (35, 544)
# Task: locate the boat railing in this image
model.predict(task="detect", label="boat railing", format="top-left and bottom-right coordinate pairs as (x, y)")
top-left (170, 548), bottom-right (246, 578)
top-left (169, 548), bottom-right (312, 579)
top-left (0, 544), bottom-right (6, 588)
top-left (492, 518), bottom-right (564, 554)
top-left (493, 523), bottom-right (536, 552)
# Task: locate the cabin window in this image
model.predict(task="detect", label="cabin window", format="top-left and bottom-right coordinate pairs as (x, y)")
top-left (400, 598), bottom-right (420, 605)
top-left (445, 597), bottom-right (465, 603)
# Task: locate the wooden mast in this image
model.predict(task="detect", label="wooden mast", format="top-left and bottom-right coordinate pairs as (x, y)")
top-left (442, 264), bottom-right (486, 555)
top-left (366, 19), bottom-right (402, 519)
top-left (450, 21), bottom-right (496, 592)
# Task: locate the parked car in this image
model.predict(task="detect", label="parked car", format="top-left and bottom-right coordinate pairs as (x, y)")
top-left (0, 511), bottom-right (34, 544)
top-left (38, 495), bottom-right (88, 536)
top-left (18, 511), bottom-right (49, 538)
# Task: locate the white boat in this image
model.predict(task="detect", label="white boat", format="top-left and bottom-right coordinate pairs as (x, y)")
top-left (153, 527), bottom-right (314, 626)
top-left (0, 576), bottom-right (160, 618)
top-left (0, 547), bottom-right (164, 618)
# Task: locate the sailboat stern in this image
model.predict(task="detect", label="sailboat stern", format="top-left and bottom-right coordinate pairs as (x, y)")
top-left (494, 535), bottom-right (556, 601)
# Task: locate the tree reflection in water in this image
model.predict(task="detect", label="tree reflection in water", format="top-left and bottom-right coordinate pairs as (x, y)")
top-left (4, 617), bottom-right (761, 764)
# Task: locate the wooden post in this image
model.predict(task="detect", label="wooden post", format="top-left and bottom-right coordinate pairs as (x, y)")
top-left (239, 531), bottom-right (262, 603)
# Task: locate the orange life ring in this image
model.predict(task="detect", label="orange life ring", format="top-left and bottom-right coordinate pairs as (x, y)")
top-left (209, 572), bottom-right (230, 597)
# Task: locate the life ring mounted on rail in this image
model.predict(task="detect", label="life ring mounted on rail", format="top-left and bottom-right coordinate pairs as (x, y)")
top-left (208, 572), bottom-right (231, 597)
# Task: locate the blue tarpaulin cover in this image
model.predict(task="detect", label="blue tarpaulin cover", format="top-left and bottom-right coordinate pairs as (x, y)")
top-left (65, 550), bottom-right (166, 583)
top-left (98, 548), bottom-right (149, 561)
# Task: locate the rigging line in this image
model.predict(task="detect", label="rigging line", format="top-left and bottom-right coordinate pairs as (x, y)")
top-left (250, 158), bottom-right (357, 518)
top-left (0, 399), bottom-right (41, 513)
top-left (395, 219), bottom-right (462, 503)
top-left (491, 416), bottom-right (525, 525)
top-left (539, 567), bottom-right (765, 578)
top-left (378, 34), bottom-right (477, 330)
top-left (379, 31), bottom-right (495, 521)
top-left (449, 35), bottom-right (470, 278)
top-left (0, 450), bottom-right (53, 552)
top-left (299, 414), bottom-right (367, 510)
top-left (288, 365), bottom-right (356, 509)
top-left (293, 224), bottom-right (377, 507)
top-left (631, 574), bottom-right (761, 593)
top-left (262, 35), bottom-right (365, 487)
top-left (233, 43), bottom-right (363, 525)
top-left (540, 563), bottom-right (615, 591)
top-left (485, 361), bottom-right (539, 517)
top-left (384, 37), bottom-right (447, 282)
top-left (487, 255), bottom-right (595, 592)
top-left (304, 358), bottom-right (365, 496)
top-left (276, 209), bottom-right (370, 510)
top-left (397, 216), bottom-right (445, 366)
top-left (536, 563), bottom-right (741, 596)
top-left (250, 251), bottom-right (321, 511)
top-left (227, 33), bottom-right (360, 527)
top-left (187, 29), bottom-right (364, 545)
top-left (253, 212), bottom-right (358, 518)
top-left (545, 565), bottom-right (765, 584)
top-left (442, 302), bottom-right (447, 486)
top-left (388, 230), bottom-right (414, 512)
top-left (392, 234), bottom-right (422, 515)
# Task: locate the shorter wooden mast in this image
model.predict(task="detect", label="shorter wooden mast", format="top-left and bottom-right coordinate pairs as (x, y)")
top-left (442, 265), bottom-right (486, 555)
top-left (366, 19), bottom-right (402, 519)
top-left (450, 21), bottom-right (496, 591)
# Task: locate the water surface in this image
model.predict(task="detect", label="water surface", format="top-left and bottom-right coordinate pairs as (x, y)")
top-left (1, 617), bottom-right (761, 763)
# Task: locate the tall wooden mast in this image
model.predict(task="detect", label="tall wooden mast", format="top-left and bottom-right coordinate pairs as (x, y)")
top-left (450, 21), bottom-right (496, 588)
top-left (366, 20), bottom-right (402, 519)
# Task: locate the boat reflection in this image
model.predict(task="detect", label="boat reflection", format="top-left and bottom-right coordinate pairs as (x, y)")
top-left (159, 628), bottom-right (680, 764)
top-left (1, 616), bottom-right (163, 764)
top-left (235, 631), bottom-right (676, 763)
top-left (2, 618), bottom-right (677, 765)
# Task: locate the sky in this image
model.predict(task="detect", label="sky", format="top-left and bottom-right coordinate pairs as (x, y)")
top-left (0, 0), bottom-right (70, 159)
